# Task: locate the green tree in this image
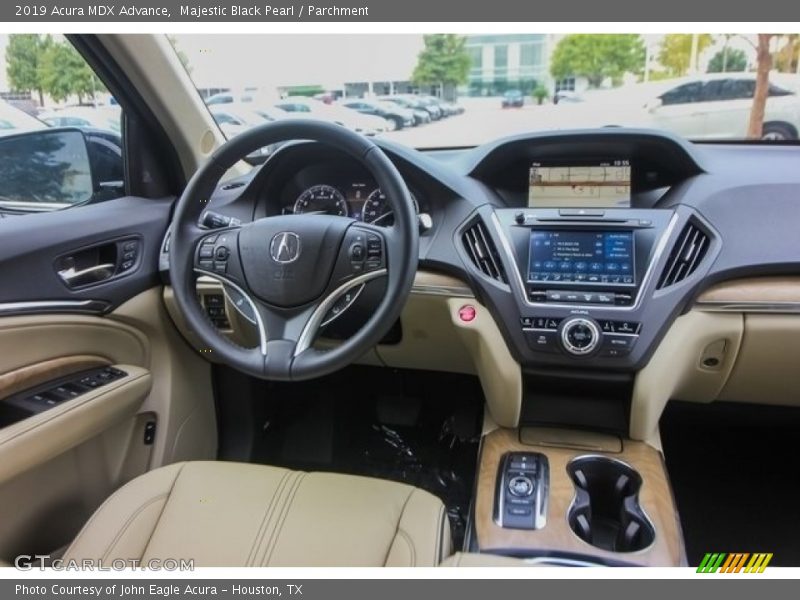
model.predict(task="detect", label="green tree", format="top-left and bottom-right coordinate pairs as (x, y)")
top-left (532, 85), bottom-right (548, 105)
top-left (5, 34), bottom-right (50, 106)
top-left (774, 34), bottom-right (800, 73)
top-left (658, 34), bottom-right (714, 76)
top-left (707, 48), bottom-right (747, 73)
top-left (411, 34), bottom-right (470, 98)
top-left (550, 34), bottom-right (645, 88)
top-left (38, 41), bottom-right (104, 104)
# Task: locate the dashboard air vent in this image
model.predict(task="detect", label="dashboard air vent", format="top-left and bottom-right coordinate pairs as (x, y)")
top-left (657, 220), bottom-right (710, 289)
top-left (462, 220), bottom-right (507, 283)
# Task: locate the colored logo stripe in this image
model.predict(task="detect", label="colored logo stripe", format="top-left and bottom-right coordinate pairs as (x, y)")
top-left (745, 553), bottom-right (773, 573)
top-left (697, 553), bottom-right (773, 573)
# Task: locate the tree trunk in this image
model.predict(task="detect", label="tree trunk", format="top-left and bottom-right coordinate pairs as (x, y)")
top-left (747, 34), bottom-right (774, 139)
top-left (37, 89), bottom-right (43, 107)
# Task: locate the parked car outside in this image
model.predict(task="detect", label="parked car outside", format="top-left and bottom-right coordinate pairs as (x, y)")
top-left (205, 90), bottom-right (258, 105)
top-left (638, 72), bottom-right (800, 140)
top-left (208, 104), bottom-right (289, 161)
top-left (502, 89), bottom-right (525, 108)
top-left (0, 99), bottom-right (46, 136)
top-left (39, 106), bottom-right (122, 133)
top-left (417, 95), bottom-right (454, 117)
top-left (340, 99), bottom-right (415, 130)
top-left (273, 96), bottom-right (388, 136)
top-left (397, 95), bottom-right (442, 120)
top-left (378, 96), bottom-right (432, 125)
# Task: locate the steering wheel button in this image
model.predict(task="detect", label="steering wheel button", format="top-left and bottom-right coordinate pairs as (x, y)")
top-left (199, 246), bottom-right (214, 258)
top-left (350, 244), bottom-right (365, 261)
top-left (214, 246), bottom-right (229, 260)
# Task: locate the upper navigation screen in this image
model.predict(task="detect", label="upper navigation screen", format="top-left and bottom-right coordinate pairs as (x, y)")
top-left (528, 160), bottom-right (631, 208)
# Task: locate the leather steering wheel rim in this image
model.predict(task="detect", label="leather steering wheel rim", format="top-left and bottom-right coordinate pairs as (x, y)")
top-left (169, 119), bottom-right (419, 381)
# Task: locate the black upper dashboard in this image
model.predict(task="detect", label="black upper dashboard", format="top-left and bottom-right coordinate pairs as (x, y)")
top-left (178, 127), bottom-right (800, 373)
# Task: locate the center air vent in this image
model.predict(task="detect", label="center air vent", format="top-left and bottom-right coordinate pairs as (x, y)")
top-left (462, 219), bottom-right (507, 283)
top-left (657, 220), bottom-right (710, 289)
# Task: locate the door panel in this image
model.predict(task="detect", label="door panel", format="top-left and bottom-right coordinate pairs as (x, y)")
top-left (0, 195), bottom-right (172, 312)
top-left (0, 192), bottom-right (218, 560)
top-left (0, 289), bottom-right (217, 561)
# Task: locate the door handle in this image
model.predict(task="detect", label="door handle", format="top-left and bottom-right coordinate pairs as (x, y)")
top-left (58, 263), bottom-right (116, 285)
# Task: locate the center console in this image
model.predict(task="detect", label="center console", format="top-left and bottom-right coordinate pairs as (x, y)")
top-left (474, 428), bottom-right (685, 566)
top-left (474, 206), bottom-right (699, 371)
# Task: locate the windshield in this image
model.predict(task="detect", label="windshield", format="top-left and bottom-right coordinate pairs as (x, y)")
top-left (170, 33), bottom-right (800, 148)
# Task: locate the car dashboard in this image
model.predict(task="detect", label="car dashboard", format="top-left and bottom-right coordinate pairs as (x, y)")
top-left (159, 127), bottom-right (800, 440)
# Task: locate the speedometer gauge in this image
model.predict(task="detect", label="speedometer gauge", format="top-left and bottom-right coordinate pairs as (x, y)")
top-left (294, 185), bottom-right (349, 216)
top-left (361, 188), bottom-right (419, 226)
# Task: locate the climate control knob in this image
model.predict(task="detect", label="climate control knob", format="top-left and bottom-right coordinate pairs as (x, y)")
top-left (560, 317), bottom-right (601, 356)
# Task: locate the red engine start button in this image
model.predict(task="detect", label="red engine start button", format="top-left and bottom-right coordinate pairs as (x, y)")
top-left (458, 305), bottom-right (477, 322)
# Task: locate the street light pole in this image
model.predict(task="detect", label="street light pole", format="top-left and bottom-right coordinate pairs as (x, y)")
top-left (689, 33), bottom-right (699, 75)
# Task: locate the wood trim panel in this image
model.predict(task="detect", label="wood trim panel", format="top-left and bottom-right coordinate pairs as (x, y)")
top-left (475, 428), bottom-right (686, 566)
top-left (0, 355), bottom-right (110, 401)
top-left (697, 276), bottom-right (800, 304)
top-left (412, 271), bottom-right (474, 297)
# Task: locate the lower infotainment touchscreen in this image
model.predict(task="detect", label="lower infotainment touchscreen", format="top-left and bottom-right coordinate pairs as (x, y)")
top-left (527, 230), bottom-right (635, 286)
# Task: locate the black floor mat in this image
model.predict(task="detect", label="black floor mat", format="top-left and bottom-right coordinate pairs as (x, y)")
top-left (215, 365), bottom-right (484, 550)
top-left (660, 401), bottom-right (800, 566)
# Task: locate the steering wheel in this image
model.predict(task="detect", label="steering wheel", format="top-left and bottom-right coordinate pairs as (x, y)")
top-left (169, 120), bottom-right (419, 381)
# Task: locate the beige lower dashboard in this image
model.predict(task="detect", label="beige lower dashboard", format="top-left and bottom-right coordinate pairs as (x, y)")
top-left (632, 276), bottom-right (800, 441)
top-left (163, 270), bottom-right (523, 428)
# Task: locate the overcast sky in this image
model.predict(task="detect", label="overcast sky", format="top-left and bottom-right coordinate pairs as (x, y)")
top-left (171, 34), bottom-right (426, 89)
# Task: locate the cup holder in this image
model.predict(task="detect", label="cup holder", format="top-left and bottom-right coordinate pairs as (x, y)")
top-left (566, 456), bottom-right (655, 553)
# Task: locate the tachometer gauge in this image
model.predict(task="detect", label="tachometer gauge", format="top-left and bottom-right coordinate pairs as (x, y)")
top-left (294, 185), bottom-right (349, 216)
top-left (361, 188), bottom-right (419, 226)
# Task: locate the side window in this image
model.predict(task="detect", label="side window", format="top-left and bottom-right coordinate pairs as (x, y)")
top-left (0, 36), bottom-right (125, 213)
top-left (722, 79), bottom-right (756, 100)
top-left (699, 80), bottom-right (726, 102)
top-left (660, 82), bottom-right (702, 105)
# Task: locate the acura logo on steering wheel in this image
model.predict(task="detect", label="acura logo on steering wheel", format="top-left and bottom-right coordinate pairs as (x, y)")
top-left (269, 231), bottom-right (301, 263)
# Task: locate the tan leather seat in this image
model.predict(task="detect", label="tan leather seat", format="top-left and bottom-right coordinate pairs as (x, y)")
top-left (64, 461), bottom-right (451, 567)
